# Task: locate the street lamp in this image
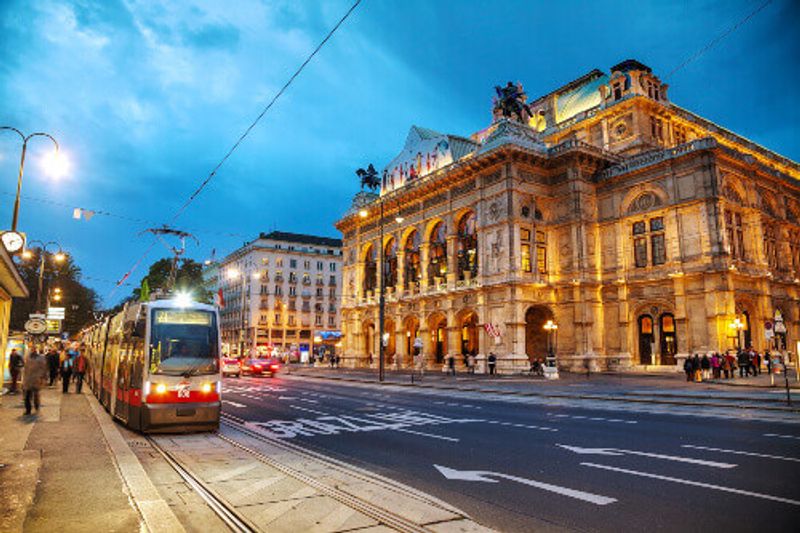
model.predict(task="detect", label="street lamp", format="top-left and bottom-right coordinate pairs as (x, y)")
top-left (359, 196), bottom-right (404, 382)
top-left (1, 127), bottom-right (64, 232)
top-left (543, 319), bottom-right (559, 379)
top-left (24, 240), bottom-right (66, 313)
top-left (730, 317), bottom-right (745, 349)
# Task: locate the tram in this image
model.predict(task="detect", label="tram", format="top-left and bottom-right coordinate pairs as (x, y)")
top-left (81, 296), bottom-right (221, 432)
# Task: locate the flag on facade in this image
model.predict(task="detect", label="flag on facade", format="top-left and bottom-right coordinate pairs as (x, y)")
top-left (139, 278), bottom-right (150, 302)
top-left (214, 287), bottom-right (225, 309)
top-left (483, 322), bottom-right (501, 338)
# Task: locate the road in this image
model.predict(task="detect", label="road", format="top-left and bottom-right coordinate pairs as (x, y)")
top-left (219, 373), bottom-right (800, 532)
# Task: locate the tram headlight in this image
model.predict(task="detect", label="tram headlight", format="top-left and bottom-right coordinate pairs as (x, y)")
top-left (201, 382), bottom-right (212, 394)
top-left (155, 383), bottom-right (167, 394)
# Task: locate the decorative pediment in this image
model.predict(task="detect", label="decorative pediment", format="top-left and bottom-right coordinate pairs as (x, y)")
top-left (626, 192), bottom-right (663, 215)
top-left (721, 184), bottom-right (744, 205)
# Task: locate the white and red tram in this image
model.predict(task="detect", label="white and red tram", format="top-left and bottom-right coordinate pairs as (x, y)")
top-left (82, 297), bottom-right (221, 432)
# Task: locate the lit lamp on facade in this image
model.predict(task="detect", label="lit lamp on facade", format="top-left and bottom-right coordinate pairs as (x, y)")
top-left (543, 319), bottom-right (559, 380)
top-left (729, 317), bottom-right (745, 349)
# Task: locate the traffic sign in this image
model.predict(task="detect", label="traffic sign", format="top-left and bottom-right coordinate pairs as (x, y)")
top-left (47, 307), bottom-right (65, 320)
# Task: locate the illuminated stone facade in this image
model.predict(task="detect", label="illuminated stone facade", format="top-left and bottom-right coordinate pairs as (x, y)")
top-left (336, 60), bottom-right (800, 373)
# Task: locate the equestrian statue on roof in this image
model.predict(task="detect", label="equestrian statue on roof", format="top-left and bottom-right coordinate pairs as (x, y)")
top-left (493, 81), bottom-right (533, 124)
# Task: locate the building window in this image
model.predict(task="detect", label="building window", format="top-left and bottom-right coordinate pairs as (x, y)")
top-left (613, 82), bottom-right (622, 101)
top-left (328, 303), bottom-right (335, 313)
top-left (632, 217), bottom-right (666, 267)
top-left (650, 116), bottom-right (664, 142)
top-left (315, 315), bottom-right (323, 326)
top-left (674, 125), bottom-right (686, 145)
top-left (316, 288), bottom-right (323, 297)
top-left (288, 315), bottom-right (295, 326)
top-left (404, 229), bottom-right (421, 288)
top-left (328, 316), bottom-right (336, 326)
top-left (302, 260), bottom-right (308, 270)
top-left (329, 275), bottom-right (336, 286)
top-left (457, 211), bottom-right (478, 280)
top-left (289, 286), bottom-right (296, 296)
top-left (290, 259), bottom-right (297, 268)
top-left (274, 313), bottom-right (282, 325)
top-left (521, 228), bottom-right (532, 272)
top-left (329, 287), bottom-right (336, 298)
top-left (329, 262), bottom-right (336, 272)
top-left (725, 210), bottom-right (746, 260)
top-left (261, 257), bottom-right (269, 265)
top-left (363, 244), bottom-right (377, 294)
top-left (428, 222), bottom-right (447, 285)
top-left (302, 273), bottom-right (310, 285)
top-left (384, 237), bottom-right (398, 287)
top-left (276, 258), bottom-right (283, 267)
top-left (317, 261), bottom-right (323, 270)
top-left (275, 285), bottom-right (283, 296)
top-left (535, 230), bottom-right (547, 273)
top-left (289, 272), bottom-right (297, 283)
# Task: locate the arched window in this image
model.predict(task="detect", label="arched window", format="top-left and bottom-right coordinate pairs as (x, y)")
top-left (383, 237), bottom-right (398, 288)
top-left (457, 211), bottom-right (478, 280)
top-left (404, 230), bottom-right (421, 289)
top-left (428, 222), bottom-right (447, 286)
top-left (363, 244), bottom-right (376, 294)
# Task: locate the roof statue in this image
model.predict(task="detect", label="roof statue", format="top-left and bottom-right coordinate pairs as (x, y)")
top-left (492, 81), bottom-right (533, 124)
top-left (356, 163), bottom-right (380, 191)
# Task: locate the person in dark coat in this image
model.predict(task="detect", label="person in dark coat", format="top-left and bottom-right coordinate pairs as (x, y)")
top-left (46, 347), bottom-right (59, 386)
top-left (59, 352), bottom-right (74, 393)
top-left (692, 354), bottom-right (701, 382)
top-left (700, 354), bottom-right (711, 380)
top-left (8, 348), bottom-right (23, 393)
top-left (447, 354), bottom-right (456, 376)
top-left (683, 357), bottom-right (693, 382)
top-left (487, 353), bottom-right (497, 376)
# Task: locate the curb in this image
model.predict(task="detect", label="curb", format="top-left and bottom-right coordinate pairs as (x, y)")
top-left (286, 372), bottom-right (800, 413)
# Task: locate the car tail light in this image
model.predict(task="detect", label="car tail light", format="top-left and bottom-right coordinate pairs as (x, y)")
top-left (253, 364), bottom-right (262, 369)
top-left (270, 364), bottom-right (279, 371)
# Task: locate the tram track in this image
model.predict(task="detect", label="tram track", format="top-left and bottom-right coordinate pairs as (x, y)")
top-left (219, 413), bottom-right (464, 533)
top-left (145, 436), bottom-right (257, 533)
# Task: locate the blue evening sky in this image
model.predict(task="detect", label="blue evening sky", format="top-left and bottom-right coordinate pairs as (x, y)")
top-left (1, 0), bottom-right (797, 307)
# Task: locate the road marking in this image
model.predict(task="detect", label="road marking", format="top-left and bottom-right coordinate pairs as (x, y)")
top-left (682, 445), bottom-right (800, 463)
top-left (278, 396), bottom-right (297, 400)
top-left (395, 428), bottom-right (460, 442)
top-left (485, 420), bottom-right (558, 432)
top-left (764, 433), bottom-right (800, 441)
top-left (298, 398), bottom-right (319, 404)
top-left (434, 465), bottom-right (616, 505)
top-left (580, 462), bottom-right (800, 506)
top-left (558, 444), bottom-right (736, 468)
top-left (290, 405), bottom-right (329, 416)
top-left (548, 413), bottom-right (637, 424)
top-left (221, 400), bottom-right (246, 408)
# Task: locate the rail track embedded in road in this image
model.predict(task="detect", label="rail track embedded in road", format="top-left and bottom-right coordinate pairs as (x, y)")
top-left (219, 413), bottom-right (458, 533)
top-left (146, 436), bottom-right (257, 533)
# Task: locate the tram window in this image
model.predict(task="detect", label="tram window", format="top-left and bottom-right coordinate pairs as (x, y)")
top-left (149, 309), bottom-right (218, 376)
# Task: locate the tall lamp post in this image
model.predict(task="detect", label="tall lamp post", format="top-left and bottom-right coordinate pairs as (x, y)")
top-left (543, 319), bottom-right (559, 380)
top-left (23, 240), bottom-right (66, 313)
top-left (359, 197), bottom-right (403, 383)
top-left (1, 127), bottom-right (61, 232)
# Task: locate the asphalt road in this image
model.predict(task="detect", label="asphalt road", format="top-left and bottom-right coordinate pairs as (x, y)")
top-left (220, 374), bottom-right (800, 532)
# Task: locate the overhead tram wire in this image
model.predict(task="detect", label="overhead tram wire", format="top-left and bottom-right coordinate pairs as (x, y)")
top-left (665, 0), bottom-right (773, 80)
top-left (107, 0), bottom-right (363, 301)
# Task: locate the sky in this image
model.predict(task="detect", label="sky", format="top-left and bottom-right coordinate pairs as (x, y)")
top-left (1, 0), bottom-right (798, 308)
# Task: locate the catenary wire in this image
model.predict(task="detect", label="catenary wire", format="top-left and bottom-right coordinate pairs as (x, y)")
top-left (665, 0), bottom-right (772, 80)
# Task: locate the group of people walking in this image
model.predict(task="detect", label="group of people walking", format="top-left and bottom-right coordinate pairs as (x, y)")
top-left (683, 348), bottom-right (779, 382)
top-left (7, 342), bottom-right (88, 416)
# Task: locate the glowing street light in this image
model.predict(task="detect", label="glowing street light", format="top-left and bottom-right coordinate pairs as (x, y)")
top-left (24, 240), bottom-right (67, 312)
top-left (1, 127), bottom-right (64, 232)
top-left (358, 209), bottom-right (369, 218)
top-left (543, 319), bottom-right (559, 379)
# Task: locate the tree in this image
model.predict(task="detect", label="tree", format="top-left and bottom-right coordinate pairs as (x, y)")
top-left (10, 249), bottom-right (100, 335)
top-left (131, 257), bottom-right (211, 304)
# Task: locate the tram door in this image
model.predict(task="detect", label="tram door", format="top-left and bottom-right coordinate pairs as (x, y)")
top-left (114, 347), bottom-right (129, 424)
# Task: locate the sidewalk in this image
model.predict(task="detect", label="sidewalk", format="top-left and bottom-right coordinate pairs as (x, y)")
top-left (0, 387), bottom-right (142, 532)
top-left (285, 364), bottom-right (800, 410)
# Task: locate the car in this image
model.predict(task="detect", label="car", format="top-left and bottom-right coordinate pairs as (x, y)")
top-left (242, 357), bottom-right (281, 377)
top-left (221, 357), bottom-right (242, 378)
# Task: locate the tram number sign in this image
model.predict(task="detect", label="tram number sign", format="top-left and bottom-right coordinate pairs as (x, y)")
top-left (177, 382), bottom-right (191, 398)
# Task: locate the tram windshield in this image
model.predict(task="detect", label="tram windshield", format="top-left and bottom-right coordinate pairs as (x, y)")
top-left (149, 309), bottom-right (219, 376)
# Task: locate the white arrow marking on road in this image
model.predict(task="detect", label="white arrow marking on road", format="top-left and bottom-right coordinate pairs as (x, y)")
top-left (682, 444), bottom-right (800, 463)
top-left (557, 444), bottom-right (736, 469)
top-left (581, 462), bottom-right (800, 507)
top-left (434, 465), bottom-right (617, 505)
top-left (221, 400), bottom-right (246, 408)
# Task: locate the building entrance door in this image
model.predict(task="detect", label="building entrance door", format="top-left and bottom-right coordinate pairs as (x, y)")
top-left (525, 306), bottom-right (552, 363)
top-left (659, 314), bottom-right (677, 365)
top-left (638, 315), bottom-right (654, 365)
top-left (431, 316), bottom-right (447, 365)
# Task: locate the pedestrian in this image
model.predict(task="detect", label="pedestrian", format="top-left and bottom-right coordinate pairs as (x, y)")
top-left (8, 348), bottom-right (23, 393)
top-left (752, 351), bottom-right (761, 376)
top-left (728, 352), bottom-right (737, 379)
top-left (710, 352), bottom-right (720, 379)
top-left (46, 346), bottom-right (59, 386)
top-left (738, 350), bottom-right (749, 378)
top-left (467, 353), bottom-right (476, 374)
top-left (447, 354), bottom-right (456, 376)
top-left (74, 349), bottom-right (87, 394)
top-left (59, 350), bottom-right (74, 393)
top-left (22, 347), bottom-right (47, 415)
top-left (487, 352), bottom-right (497, 376)
top-left (692, 354), bottom-right (702, 382)
top-left (700, 354), bottom-right (711, 381)
top-left (368, 353), bottom-right (374, 366)
top-left (766, 349), bottom-right (773, 375)
top-left (683, 356), bottom-right (693, 382)
top-left (415, 351), bottom-right (425, 378)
